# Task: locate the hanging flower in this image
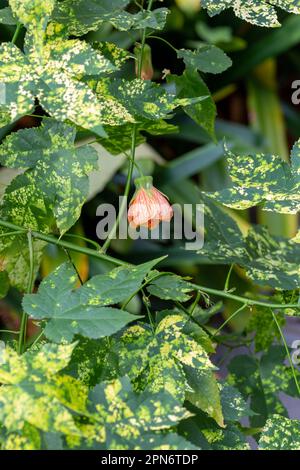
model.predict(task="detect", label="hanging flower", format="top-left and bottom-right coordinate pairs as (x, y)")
top-left (134, 43), bottom-right (154, 81)
top-left (128, 176), bottom-right (173, 230)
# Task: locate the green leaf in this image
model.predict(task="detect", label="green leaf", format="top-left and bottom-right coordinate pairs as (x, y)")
top-left (1, 424), bottom-right (41, 450)
top-left (0, 342), bottom-right (86, 437)
top-left (179, 409), bottom-right (250, 450)
top-left (177, 46), bottom-right (232, 74)
top-left (247, 307), bottom-right (285, 352)
top-left (94, 78), bottom-right (200, 123)
top-left (0, 234), bottom-right (45, 291)
top-left (227, 346), bottom-right (300, 427)
top-left (0, 7), bottom-right (17, 25)
top-left (220, 384), bottom-right (254, 422)
top-left (199, 195), bottom-right (300, 290)
top-left (207, 140), bottom-right (300, 214)
top-left (0, 119), bottom-right (98, 234)
top-left (167, 70), bottom-right (216, 139)
top-left (259, 415), bottom-right (300, 450)
top-left (201, 0), bottom-right (300, 27)
top-left (0, 31), bottom-right (131, 134)
top-left (117, 314), bottom-right (223, 426)
top-left (86, 376), bottom-right (193, 450)
top-left (51, 0), bottom-right (169, 36)
top-left (23, 259), bottom-right (162, 342)
top-left (147, 274), bottom-right (195, 302)
top-left (98, 119), bottom-right (178, 155)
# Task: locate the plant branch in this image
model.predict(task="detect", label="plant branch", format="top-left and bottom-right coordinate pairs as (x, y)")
top-left (18, 231), bottom-right (34, 355)
top-left (11, 22), bottom-right (22, 45)
top-left (101, 0), bottom-right (154, 253)
top-left (0, 219), bottom-right (127, 267)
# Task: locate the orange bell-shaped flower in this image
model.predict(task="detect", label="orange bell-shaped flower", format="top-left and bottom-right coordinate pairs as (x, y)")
top-left (128, 176), bottom-right (173, 230)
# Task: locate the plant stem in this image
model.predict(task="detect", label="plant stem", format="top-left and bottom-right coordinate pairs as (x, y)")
top-left (212, 304), bottom-right (247, 338)
top-left (0, 330), bottom-right (19, 335)
top-left (189, 283), bottom-right (300, 310)
top-left (0, 219), bottom-right (127, 267)
top-left (0, 220), bottom-right (298, 311)
top-left (11, 22), bottom-right (22, 45)
top-left (270, 309), bottom-right (300, 397)
top-left (102, 0), bottom-right (154, 253)
top-left (224, 264), bottom-right (234, 291)
top-left (101, 125), bottom-right (138, 253)
top-left (18, 231), bottom-right (34, 355)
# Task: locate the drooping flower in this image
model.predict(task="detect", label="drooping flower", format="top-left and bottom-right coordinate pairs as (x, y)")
top-left (128, 176), bottom-right (173, 230)
top-left (134, 43), bottom-right (154, 81)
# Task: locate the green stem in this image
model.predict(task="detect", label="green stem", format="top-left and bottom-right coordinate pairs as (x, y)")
top-left (0, 330), bottom-right (19, 335)
top-left (18, 231), bottom-right (34, 355)
top-left (212, 304), bottom-right (247, 338)
top-left (189, 291), bottom-right (201, 314)
top-left (101, 125), bottom-right (138, 253)
top-left (0, 220), bottom-right (298, 311)
top-left (102, 0), bottom-right (154, 254)
top-left (270, 309), bottom-right (300, 397)
top-left (189, 283), bottom-right (300, 310)
top-left (0, 219), bottom-right (127, 266)
top-left (11, 22), bottom-right (22, 45)
top-left (224, 264), bottom-right (234, 291)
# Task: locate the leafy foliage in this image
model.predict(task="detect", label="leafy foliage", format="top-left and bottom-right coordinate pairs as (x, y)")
top-left (0, 119), bottom-right (98, 234)
top-left (116, 313), bottom-right (223, 426)
top-left (0, 0), bottom-right (299, 452)
top-left (259, 415), bottom-right (300, 450)
top-left (207, 141), bottom-right (300, 214)
top-left (201, 0), bottom-right (300, 27)
top-left (23, 259), bottom-right (162, 342)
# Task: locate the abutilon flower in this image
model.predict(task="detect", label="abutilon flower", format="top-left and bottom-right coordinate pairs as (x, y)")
top-left (128, 176), bottom-right (173, 230)
top-left (134, 43), bottom-right (154, 81)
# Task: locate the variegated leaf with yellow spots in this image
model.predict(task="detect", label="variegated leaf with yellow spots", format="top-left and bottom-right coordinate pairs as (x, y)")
top-left (0, 233), bottom-right (45, 292)
top-left (199, 195), bottom-right (300, 290)
top-left (0, 30), bottom-right (132, 134)
top-left (259, 415), bottom-right (300, 450)
top-left (93, 78), bottom-right (205, 124)
top-left (201, 0), bottom-right (300, 27)
top-left (207, 141), bottom-right (300, 214)
top-left (116, 314), bottom-right (223, 427)
top-left (0, 119), bottom-right (98, 234)
top-left (85, 376), bottom-right (195, 450)
top-left (51, 0), bottom-right (169, 36)
top-left (227, 346), bottom-right (300, 428)
top-left (23, 259), bottom-right (163, 343)
top-left (0, 342), bottom-right (87, 441)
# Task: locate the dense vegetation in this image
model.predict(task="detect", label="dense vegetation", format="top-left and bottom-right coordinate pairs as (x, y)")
top-left (0, 0), bottom-right (299, 450)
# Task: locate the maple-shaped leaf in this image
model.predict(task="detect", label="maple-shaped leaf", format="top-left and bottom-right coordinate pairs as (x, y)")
top-left (23, 259), bottom-right (162, 342)
top-left (0, 119), bottom-right (98, 234)
top-left (197, 194), bottom-right (300, 290)
top-left (0, 21), bottom-right (132, 133)
top-left (201, 0), bottom-right (300, 27)
top-left (206, 141), bottom-right (300, 214)
top-left (0, 342), bottom-right (87, 437)
top-left (84, 376), bottom-right (194, 450)
top-left (94, 78), bottom-right (205, 123)
top-left (116, 314), bottom-right (223, 427)
top-left (259, 415), bottom-right (300, 450)
top-left (51, 0), bottom-right (169, 36)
